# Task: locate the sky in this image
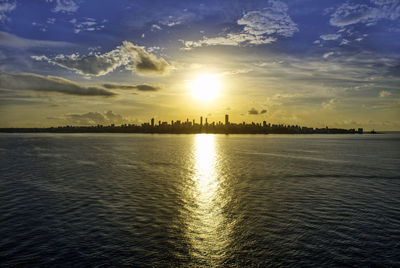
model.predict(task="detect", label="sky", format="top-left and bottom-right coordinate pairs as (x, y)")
top-left (0, 0), bottom-right (399, 130)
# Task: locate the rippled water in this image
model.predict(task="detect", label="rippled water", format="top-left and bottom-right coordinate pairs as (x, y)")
top-left (1, 133), bottom-right (400, 267)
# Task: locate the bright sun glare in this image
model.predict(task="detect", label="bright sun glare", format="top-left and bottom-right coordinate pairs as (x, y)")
top-left (189, 74), bottom-right (221, 101)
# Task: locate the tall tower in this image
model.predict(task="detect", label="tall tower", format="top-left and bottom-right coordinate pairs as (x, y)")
top-left (225, 114), bottom-right (229, 125)
top-left (151, 118), bottom-right (154, 127)
top-left (200, 116), bottom-right (203, 126)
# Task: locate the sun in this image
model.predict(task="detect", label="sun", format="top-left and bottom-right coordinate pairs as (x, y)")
top-left (189, 74), bottom-right (221, 101)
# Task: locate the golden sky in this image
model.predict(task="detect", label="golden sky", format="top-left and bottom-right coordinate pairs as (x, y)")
top-left (0, 0), bottom-right (399, 130)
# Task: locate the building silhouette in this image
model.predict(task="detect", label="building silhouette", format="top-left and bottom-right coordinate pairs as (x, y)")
top-left (0, 114), bottom-right (365, 135)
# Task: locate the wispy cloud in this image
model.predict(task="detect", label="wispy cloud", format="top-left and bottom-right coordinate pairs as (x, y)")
top-left (0, 0), bottom-right (16, 22)
top-left (249, 51), bottom-right (400, 108)
top-left (321, 98), bottom-right (340, 109)
top-left (49, 0), bottom-right (79, 13)
top-left (0, 73), bottom-right (115, 96)
top-left (320, 34), bottom-right (341, 41)
top-left (159, 11), bottom-right (198, 27)
top-left (71, 17), bottom-right (107, 34)
top-left (329, 1), bottom-right (400, 27)
top-left (238, 2), bottom-right (298, 38)
top-left (32, 41), bottom-right (171, 76)
top-left (0, 31), bottom-right (72, 48)
top-left (182, 34), bottom-right (277, 49)
top-left (323, 52), bottom-right (335, 59)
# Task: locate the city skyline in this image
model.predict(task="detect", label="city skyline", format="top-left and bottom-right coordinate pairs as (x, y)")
top-left (0, 113), bottom-right (366, 135)
top-left (0, 0), bottom-right (399, 130)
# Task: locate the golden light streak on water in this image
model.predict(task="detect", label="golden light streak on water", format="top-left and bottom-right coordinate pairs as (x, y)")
top-left (184, 134), bottom-right (233, 266)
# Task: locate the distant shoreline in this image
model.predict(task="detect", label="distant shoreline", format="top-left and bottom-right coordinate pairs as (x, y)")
top-left (0, 114), bottom-right (372, 134)
top-left (0, 126), bottom-right (371, 135)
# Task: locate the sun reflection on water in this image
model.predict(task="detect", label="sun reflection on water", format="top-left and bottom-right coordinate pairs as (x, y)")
top-left (184, 134), bottom-right (232, 266)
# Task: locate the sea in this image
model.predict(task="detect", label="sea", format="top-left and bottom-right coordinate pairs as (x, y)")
top-left (0, 133), bottom-right (399, 267)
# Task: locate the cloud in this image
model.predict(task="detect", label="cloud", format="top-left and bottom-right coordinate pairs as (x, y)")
top-left (248, 107), bottom-right (267, 115)
top-left (102, 83), bottom-right (161, 91)
top-left (32, 41), bottom-right (171, 76)
top-left (329, 1), bottom-right (400, 27)
top-left (182, 0), bottom-right (297, 49)
top-left (379, 90), bottom-right (392, 97)
top-left (323, 52), bottom-right (335, 59)
top-left (387, 64), bottom-right (400, 76)
top-left (237, 2), bottom-right (298, 38)
top-left (0, 73), bottom-right (115, 96)
top-left (0, 0), bottom-right (16, 22)
top-left (340, 39), bottom-right (350, 46)
top-left (47, 17), bottom-right (56, 24)
top-left (182, 33), bottom-right (277, 49)
top-left (320, 34), bottom-right (341, 41)
top-left (151, 24), bottom-right (162, 31)
top-left (66, 111), bottom-right (126, 126)
top-left (0, 31), bottom-right (72, 48)
top-left (32, 50), bottom-right (124, 76)
top-left (159, 11), bottom-right (198, 27)
top-left (71, 18), bottom-right (106, 34)
top-left (32, 21), bottom-right (48, 32)
top-left (50, 0), bottom-right (79, 13)
top-left (321, 98), bottom-right (340, 109)
top-left (122, 41), bottom-right (170, 75)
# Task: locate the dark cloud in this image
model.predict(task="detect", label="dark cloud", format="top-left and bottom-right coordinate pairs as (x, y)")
top-left (57, 54), bottom-right (118, 76)
top-left (0, 73), bottom-right (115, 96)
top-left (102, 83), bottom-right (137, 90)
top-left (31, 52), bottom-right (122, 76)
top-left (248, 108), bottom-right (267, 115)
top-left (248, 108), bottom-right (259, 114)
top-left (387, 64), bottom-right (400, 77)
top-left (32, 41), bottom-right (171, 77)
top-left (66, 111), bottom-right (125, 125)
top-left (102, 83), bottom-right (161, 91)
top-left (122, 41), bottom-right (170, 75)
top-left (135, 84), bottom-right (160, 91)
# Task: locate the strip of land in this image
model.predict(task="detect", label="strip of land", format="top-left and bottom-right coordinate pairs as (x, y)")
top-left (0, 121), bottom-right (365, 134)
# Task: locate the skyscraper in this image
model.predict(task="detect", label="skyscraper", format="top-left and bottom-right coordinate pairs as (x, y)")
top-left (151, 118), bottom-right (154, 127)
top-left (225, 114), bottom-right (229, 125)
top-left (200, 116), bottom-right (203, 126)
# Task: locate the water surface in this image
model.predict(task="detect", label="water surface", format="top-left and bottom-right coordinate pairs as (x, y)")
top-left (1, 133), bottom-right (399, 267)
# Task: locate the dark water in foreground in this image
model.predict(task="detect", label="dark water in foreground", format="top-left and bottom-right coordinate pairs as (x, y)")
top-left (0, 133), bottom-right (400, 267)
